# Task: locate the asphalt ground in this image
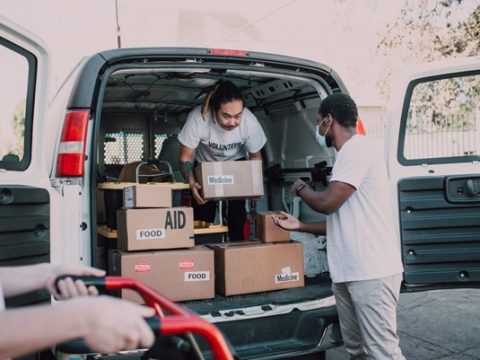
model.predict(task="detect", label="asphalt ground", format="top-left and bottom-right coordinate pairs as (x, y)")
top-left (326, 288), bottom-right (480, 359)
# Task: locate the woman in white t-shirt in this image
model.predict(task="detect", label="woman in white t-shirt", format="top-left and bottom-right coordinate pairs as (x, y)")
top-left (178, 80), bottom-right (266, 240)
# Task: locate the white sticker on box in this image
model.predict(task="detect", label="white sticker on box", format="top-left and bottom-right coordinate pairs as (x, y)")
top-left (275, 272), bottom-right (300, 284)
top-left (207, 175), bottom-right (234, 185)
top-left (134, 261), bottom-right (151, 272)
top-left (124, 187), bottom-right (134, 208)
top-left (184, 271), bottom-right (210, 282)
top-left (136, 228), bottom-right (166, 240)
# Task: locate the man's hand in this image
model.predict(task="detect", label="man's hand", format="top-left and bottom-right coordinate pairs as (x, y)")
top-left (46, 265), bottom-right (106, 300)
top-left (272, 211), bottom-right (301, 231)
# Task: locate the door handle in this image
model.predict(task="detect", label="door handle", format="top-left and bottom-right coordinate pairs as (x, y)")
top-left (466, 179), bottom-right (480, 196)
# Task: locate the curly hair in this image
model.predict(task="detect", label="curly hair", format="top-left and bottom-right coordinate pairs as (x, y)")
top-left (319, 93), bottom-right (358, 128)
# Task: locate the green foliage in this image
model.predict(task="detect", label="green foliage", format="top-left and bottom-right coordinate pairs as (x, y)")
top-left (376, 0), bottom-right (480, 102)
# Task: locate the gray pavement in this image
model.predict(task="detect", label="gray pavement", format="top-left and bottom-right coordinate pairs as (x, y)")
top-left (326, 288), bottom-right (480, 360)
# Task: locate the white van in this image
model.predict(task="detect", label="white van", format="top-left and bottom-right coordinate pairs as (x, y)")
top-left (1, 14), bottom-right (480, 360)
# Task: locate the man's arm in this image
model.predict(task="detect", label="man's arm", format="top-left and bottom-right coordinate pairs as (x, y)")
top-left (272, 211), bottom-right (326, 235)
top-left (293, 180), bottom-right (355, 215)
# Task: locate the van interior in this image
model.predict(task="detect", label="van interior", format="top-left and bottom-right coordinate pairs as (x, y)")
top-left (97, 67), bottom-right (335, 221)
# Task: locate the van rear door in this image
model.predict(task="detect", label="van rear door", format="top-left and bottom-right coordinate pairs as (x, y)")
top-left (386, 59), bottom-right (480, 289)
top-left (0, 16), bottom-right (52, 306)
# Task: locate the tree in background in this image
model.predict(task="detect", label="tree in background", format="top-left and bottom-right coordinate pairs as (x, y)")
top-left (4, 100), bottom-right (25, 160)
top-left (377, 0), bottom-right (480, 102)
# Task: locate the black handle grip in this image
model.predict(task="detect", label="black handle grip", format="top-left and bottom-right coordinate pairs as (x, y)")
top-left (54, 275), bottom-right (106, 293)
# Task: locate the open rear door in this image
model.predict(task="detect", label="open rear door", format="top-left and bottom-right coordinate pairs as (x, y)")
top-left (387, 60), bottom-right (480, 289)
top-left (0, 16), bottom-right (51, 306)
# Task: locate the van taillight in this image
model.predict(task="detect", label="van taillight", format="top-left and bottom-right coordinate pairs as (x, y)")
top-left (56, 110), bottom-right (90, 177)
top-left (356, 117), bottom-right (366, 135)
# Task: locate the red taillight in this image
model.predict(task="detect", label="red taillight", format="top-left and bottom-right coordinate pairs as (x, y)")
top-left (56, 110), bottom-right (90, 177)
top-left (207, 48), bottom-right (249, 57)
top-left (356, 117), bottom-right (366, 135)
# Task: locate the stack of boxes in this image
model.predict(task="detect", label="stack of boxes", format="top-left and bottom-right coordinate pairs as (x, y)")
top-left (195, 160), bottom-right (305, 297)
top-left (109, 183), bottom-right (215, 303)
top-left (103, 159), bottom-right (305, 302)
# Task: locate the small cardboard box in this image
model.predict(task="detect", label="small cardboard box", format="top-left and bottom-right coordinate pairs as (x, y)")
top-left (256, 211), bottom-right (290, 242)
top-left (116, 207), bottom-right (194, 251)
top-left (123, 184), bottom-right (172, 208)
top-left (109, 246), bottom-right (215, 302)
top-left (194, 160), bottom-right (264, 200)
top-left (208, 241), bottom-right (304, 296)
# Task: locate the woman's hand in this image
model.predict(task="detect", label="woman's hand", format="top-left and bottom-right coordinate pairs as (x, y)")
top-left (190, 181), bottom-right (207, 205)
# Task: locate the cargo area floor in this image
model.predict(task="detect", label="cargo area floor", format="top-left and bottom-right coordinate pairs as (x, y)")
top-left (182, 275), bottom-right (332, 316)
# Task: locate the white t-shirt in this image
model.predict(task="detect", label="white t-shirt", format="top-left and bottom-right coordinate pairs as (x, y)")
top-left (327, 135), bottom-right (404, 283)
top-left (0, 281), bottom-right (5, 311)
top-left (178, 105), bottom-right (267, 163)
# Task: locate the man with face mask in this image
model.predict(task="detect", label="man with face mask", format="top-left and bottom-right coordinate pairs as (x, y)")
top-left (272, 93), bottom-right (405, 360)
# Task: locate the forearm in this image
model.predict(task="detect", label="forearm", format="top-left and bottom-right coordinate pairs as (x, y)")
top-left (0, 301), bottom-right (87, 359)
top-left (0, 264), bottom-right (51, 298)
top-left (179, 160), bottom-right (195, 184)
top-left (248, 151), bottom-right (262, 161)
top-left (298, 221), bottom-right (326, 235)
top-left (297, 187), bottom-right (334, 214)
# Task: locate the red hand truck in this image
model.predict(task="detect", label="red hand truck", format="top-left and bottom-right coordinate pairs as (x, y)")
top-left (55, 275), bottom-right (234, 360)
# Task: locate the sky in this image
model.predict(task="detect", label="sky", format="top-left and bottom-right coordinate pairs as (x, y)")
top-left (0, 0), bottom-right (404, 105)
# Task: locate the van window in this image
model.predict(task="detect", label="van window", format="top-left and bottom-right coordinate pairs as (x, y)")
top-left (401, 72), bottom-right (480, 164)
top-left (0, 37), bottom-right (36, 171)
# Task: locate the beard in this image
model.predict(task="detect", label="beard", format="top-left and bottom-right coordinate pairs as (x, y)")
top-left (325, 134), bottom-right (333, 148)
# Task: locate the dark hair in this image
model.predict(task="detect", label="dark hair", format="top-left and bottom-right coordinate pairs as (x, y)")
top-left (319, 93), bottom-right (358, 128)
top-left (201, 80), bottom-right (244, 119)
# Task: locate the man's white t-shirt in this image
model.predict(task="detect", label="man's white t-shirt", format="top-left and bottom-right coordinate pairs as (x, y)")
top-left (0, 281), bottom-right (5, 310)
top-left (327, 135), bottom-right (404, 283)
top-left (178, 105), bottom-right (267, 163)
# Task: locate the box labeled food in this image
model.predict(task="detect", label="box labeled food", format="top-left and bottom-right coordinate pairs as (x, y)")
top-left (109, 246), bottom-right (215, 302)
top-left (256, 211), bottom-right (290, 242)
top-left (194, 160), bottom-right (264, 200)
top-left (123, 184), bottom-right (172, 208)
top-left (116, 207), bottom-right (194, 251)
top-left (208, 241), bottom-right (304, 296)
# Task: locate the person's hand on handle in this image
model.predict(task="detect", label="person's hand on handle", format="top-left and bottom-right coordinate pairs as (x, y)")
top-left (72, 296), bottom-right (156, 353)
top-left (45, 265), bottom-right (106, 300)
top-left (271, 211), bottom-right (301, 231)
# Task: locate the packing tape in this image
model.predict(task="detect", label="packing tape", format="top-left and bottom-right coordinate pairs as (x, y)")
top-left (213, 162), bottom-right (224, 197)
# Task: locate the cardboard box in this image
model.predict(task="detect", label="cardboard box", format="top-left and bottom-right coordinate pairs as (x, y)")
top-left (208, 241), bottom-right (304, 296)
top-left (116, 207), bottom-right (194, 251)
top-left (194, 160), bottom-right (264, 200)
top-left (98, 182), bottom-right (190, 230)
top-left (123, 184), bottom-right (172, 208)
top-left (256, 211), bottom-right (290, 242)
top-left (109, 246), bottom-right (215, 302)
